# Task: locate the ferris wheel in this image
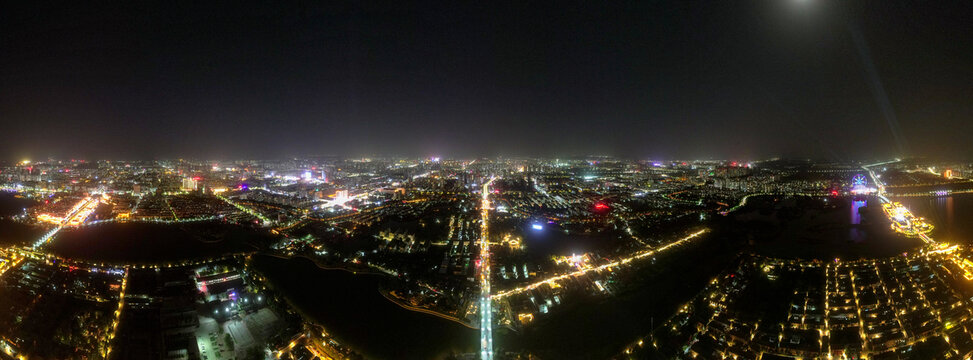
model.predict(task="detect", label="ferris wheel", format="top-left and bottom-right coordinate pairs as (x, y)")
top-left (852, 174), bottom-right (867, 186)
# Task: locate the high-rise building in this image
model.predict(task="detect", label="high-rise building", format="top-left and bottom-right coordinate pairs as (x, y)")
top-left (181, 178), bottom-right (198, 191)
top-left (335, 190), bottom-right (349, 202)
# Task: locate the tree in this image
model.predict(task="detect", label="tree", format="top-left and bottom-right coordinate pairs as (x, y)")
top-left (224, 334), bottom-right (235, 351)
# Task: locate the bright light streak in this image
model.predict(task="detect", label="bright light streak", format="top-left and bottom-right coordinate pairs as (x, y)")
top-left (479, 177), bottom-right (496, 360)
top-left (493, 229), bottom-right (708, 299)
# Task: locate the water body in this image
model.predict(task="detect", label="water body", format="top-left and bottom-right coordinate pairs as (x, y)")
top-left (47, 222), bottom-right (265, 263)
top-left (518, 222), bottom-right (624, 261)
top-left (0, 192), bottom-right (44, 246)
top-left (732, 195), bottom-right (922, 260)
top-left (898, 194), bottom-right (973, 245)
top-left (251, 255), bottom-right (478, 359)
top-left (501, 233), bottom-right (736, 359)
top-left (0, 192), bottom-right (36, 217)
top-left (253, 228), bottom-right (732, 360)
top-left (0, 219), bottom-right (46, 247)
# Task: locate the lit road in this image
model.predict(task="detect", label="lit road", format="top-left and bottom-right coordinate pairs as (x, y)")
top-left (479, 177), bottom-right (496, 360)
top-left (865, 161), bottom-right (973, 279)
top-left (103, 268), bottom-right (128, 358)
top-left (863, 163), bottom-right (891, 198)
top-left (315, 190), bottom-right (369, 210)
top-left (492, 229), bottom-right (708, 299)
top-left (865, 162), bottom-right (944, 248)
top-left (723, 192), bottom-right (833, 215)
top-left (215, 194), bottom-right (272, 225)
top-left (865, 162), bottom-right (925, 238)
top-left (33, 195), bottom-right (101, 249)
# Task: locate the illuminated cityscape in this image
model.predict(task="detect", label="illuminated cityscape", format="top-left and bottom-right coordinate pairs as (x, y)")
top-left (3, 1), bottom-right (973, 359)
top-left (0, 158), bottom-right (972, 359)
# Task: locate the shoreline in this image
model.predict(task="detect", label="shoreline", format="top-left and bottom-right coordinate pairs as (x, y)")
top-left (263, 253), bottom-right (477, 329)
top-left (378, 289), bottom-right (477, 330)
top-left (266, 253), bottom-right (476, 328)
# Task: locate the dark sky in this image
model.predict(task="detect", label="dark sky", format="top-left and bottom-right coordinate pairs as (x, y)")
top-left (2, 1), bottom-right (972, 160)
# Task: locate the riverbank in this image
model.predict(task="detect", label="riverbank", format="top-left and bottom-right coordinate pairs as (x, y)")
top-left (266, 253), bottom-right (478, 328)
top-left (379, 289), bottom-right (477, 330)
top-left (250, 255), bottom-right (478, 359)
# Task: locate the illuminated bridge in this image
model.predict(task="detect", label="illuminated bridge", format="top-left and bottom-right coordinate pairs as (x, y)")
top-left (866, 162), bottom-right (939, 245)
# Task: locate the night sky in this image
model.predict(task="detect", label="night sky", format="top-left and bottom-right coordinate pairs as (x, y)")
top-left (2, 1), bottom-right (972, 160)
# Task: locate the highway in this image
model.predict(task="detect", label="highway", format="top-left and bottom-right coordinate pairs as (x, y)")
top-left (493, 229), bottom-right (708, 299)
top-left (479, 177), bottom-right (496, 360)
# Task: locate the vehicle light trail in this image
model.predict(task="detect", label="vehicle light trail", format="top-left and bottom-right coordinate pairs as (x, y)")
top-left (479, 177), bottom-right (496, 360)
top-left (492, 229), bottom-right (708, 299)
top-left (493, 229), bottom-right (708, 299)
